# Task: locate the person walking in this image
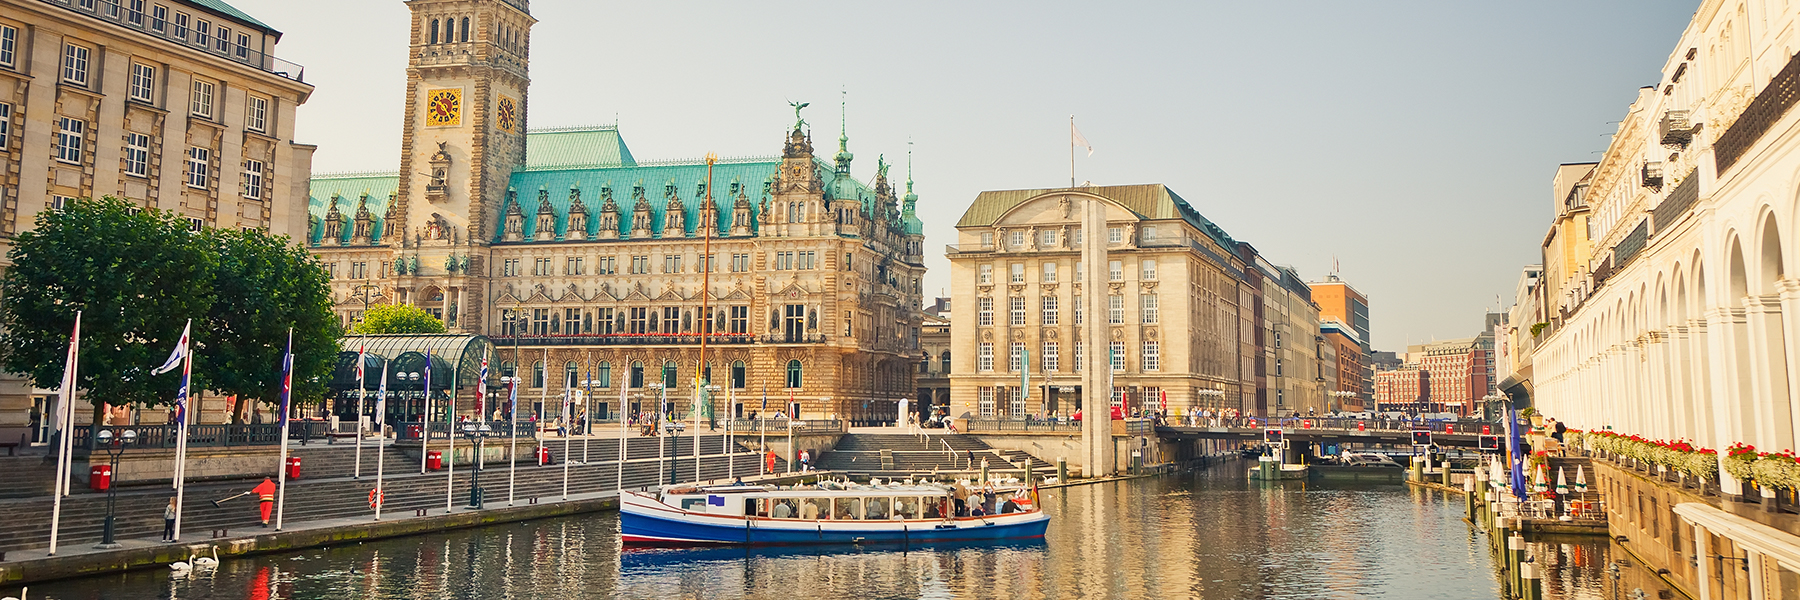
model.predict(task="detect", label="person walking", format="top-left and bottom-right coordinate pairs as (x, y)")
top-left (799, 449), bottom-right (811, 473)
top-left (161, 498), bottom-right (178, 542)
top-left (253, 477), bottom-right (277, 528)
top-left (765, 450), bottom-right (777, 474)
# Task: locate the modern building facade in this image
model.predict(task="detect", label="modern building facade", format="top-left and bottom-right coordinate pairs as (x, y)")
top-left (1238, 245), bottom-right (1323, 417)
top-left (305, 0), bottom-right (925, 425)
top-left (1, 0), bottom-right (314, 443)
top-left (1373, 367), bottom-right (1426, 410)
top-left (1320, 318), bottom-right (1365, 406)
top-left (1310, 275), bottom-right (1371, 405)
top-left (1414, 338), bottom-right (1488, 416)
top-left (916, 298), bottom-right (950, 423)
top-left (946, 184), bottom-right (1254, 420)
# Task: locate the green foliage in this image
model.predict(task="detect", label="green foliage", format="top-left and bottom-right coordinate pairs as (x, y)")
top-left (351, 303), bottom-right (446, 334)
top-left (200, 228), bottom-right (340, 419)
top-left (1529, 322), bottom-right (1549, 337)
top-left (0, 197), bottom-right (216, 409)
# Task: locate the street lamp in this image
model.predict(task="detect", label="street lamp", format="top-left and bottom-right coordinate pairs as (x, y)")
top-left (1329, 391), bottom-right (1357, 415)
top-left (645, 382), bottom-right (669, 484)
top-left (94, 428), bottom-right (137, 548)
top-left (461, 421), bottom-right (491, 509)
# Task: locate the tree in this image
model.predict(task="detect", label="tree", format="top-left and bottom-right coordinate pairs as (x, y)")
top-left (201, 228), bottom-right (340, 423)
top-left (0, 197), bottom-right (217, 427)
top-left (351, 303), bottom-right (446, 334)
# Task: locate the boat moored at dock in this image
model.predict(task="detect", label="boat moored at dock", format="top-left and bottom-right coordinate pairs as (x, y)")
top-left (619, 480), bottom-right (1049, 546)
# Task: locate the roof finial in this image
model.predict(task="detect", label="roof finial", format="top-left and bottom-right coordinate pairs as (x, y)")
top-left (906, 140), bottom-right (915, 194)
top-left (833, 87), bottom-right (853, 173)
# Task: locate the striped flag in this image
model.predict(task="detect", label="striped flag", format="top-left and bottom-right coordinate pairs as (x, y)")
top-left (423, 351), bottom-right (432, 418)
top-left (375, 362), bottom-right (388, 428)
top-left (476, 350), bottom-right (489, 422)
top-left (278, 332), bottom-right (293, 427)
top-left (153, 320), bottom-right (193, 425)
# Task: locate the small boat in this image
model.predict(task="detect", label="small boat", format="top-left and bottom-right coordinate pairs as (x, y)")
top-left (620, 480), bottom-right (1050, 546)
top-left (1248, 456), bottom-right (1310, 480)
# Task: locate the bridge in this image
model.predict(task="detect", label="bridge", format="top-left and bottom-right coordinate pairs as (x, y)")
top-left (1151, 417), bottom-right (1490, 448)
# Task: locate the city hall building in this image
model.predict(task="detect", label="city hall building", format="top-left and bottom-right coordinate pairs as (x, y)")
top-left (307, 0), bottom-right (926, 424)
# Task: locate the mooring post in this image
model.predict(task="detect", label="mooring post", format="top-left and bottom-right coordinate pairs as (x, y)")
top-left (1057, 457), bottom-right (1067, 483)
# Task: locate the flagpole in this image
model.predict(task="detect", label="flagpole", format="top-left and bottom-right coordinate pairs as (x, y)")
top-left (445, 352), bottom-right (457, 514)
top-left (1070, 115), bottom-right (1076, 188)
top-left (275, 329), bottom-right (293, 530)
top-left (538, 347), bottom-right (550, 466)
top-left (727, 387), bottom-right (735, 481)
top-left (172, 322), bottom-right (193, 542)
top-left (46, 311), bottom-right (79, 556)
top-left (561, 387), bottom-right (571, 500)
top-left (355, 342), bottom-right (365, 480)
top-left (616, 380), bottom-right (627, 496)
top-left (419, 360), bottom-right (430, 474)
top-left (759, 386), bottom-right (767, 473)
top-left (508, 377), bottom-right (519, 506)
top-left (375, 361), bottom-right (388, 520)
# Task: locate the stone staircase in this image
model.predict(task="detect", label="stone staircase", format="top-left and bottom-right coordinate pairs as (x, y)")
top-left (817, 433), bottom-right (1052, 475)
top-left (0, 434), bottom-right (782, 553)
top-left (0, 456), bottom-right (57, 500)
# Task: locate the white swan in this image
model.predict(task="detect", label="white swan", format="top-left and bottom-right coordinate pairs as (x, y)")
top-left (1, 585), bottom-right (26, 600)
top-left (168, 557), bottom-right (192, 576)
top-left (193, 546), bottom-right (218, 570)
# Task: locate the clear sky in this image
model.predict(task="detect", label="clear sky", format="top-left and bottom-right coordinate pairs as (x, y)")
top-left (241, 0), bottom-right (1698, 351)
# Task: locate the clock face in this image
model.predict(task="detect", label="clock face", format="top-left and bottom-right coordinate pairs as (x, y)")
top-left (425, 89), bottom-right (462, 127)
top-left (497, 96), bottom-right (517, 133)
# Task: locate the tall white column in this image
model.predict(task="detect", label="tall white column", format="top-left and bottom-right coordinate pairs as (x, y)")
top-left (1080, 194), bottom-right (1113, 477)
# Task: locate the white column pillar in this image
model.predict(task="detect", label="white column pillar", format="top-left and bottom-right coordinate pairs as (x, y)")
top-left (1745, 295), bottom-right (1794, 452)
top-left (1695, 523), bottom-right (1712, 600)
top-left (1080, 194), bottom-right (1113, 477)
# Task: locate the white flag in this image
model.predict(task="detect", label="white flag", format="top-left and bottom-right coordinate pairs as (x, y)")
top-left (1072, 122), bottom-right (1094, 156)
top-left (151, 321), bottom-right (191, 376)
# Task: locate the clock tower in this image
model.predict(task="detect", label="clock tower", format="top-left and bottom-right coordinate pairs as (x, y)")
top-left (392, 0), bottom-right (533, 331)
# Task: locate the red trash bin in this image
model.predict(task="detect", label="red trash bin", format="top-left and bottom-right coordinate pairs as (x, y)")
top-left (537, 446), bottom-right (552, 466)
top-left (427, 450), bottom-right (443, 471)
top-left (89, 464), bottom-right (111, 491)
top-left (407, 424), bottom-right (423, 439)
top-left (1445, 423), bottom-right (1455, 434)
top-left (285, 456), bottom-right (302, 479)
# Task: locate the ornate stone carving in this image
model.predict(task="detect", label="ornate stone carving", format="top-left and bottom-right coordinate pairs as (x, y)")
top-left (565, 183), bottom-right (588, 241)
top-left (630, 181), bottom-right (653, 239)
top-left (502, 188), bottom-right (524, 242)
top-left (426, 142), bottom-right (451, 203)
top-left (425, 212), bottom-right (452, 242)
top-left (597, 183), bottom-right (620, 239)
top-left (663, 180), bottom-right (687, 237)
top-left (534, 187), bottom-right (557, 241)
top-left (350, 194), bottom-right (374, 245)
top-left (322, 195), bottom-right (344, 246)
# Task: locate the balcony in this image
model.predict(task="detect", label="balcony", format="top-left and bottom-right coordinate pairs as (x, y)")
top-left (1659, 110), bottom-right (1695, 148)
top-left (42, 0), bottom-right (306, 83)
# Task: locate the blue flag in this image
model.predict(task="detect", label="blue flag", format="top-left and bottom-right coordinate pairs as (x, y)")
top-left (423, 351), bottom-right (432, 420)
top-left (277, 331), bottom-right (292, 428)
top-left (1506, 406), bottom-right (1527, 500)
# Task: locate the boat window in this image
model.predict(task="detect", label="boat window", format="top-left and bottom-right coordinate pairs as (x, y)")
top-left (756, 498), bottom-right (771, 518)
top-left (802, 498), bottom-right (826, 520)
top-left (770, 499), bottom-right (796, 519)
top-left (680, 498), bottom-right (707, 511)
top-left (924, 497), bottom-right (946, 519)
top-left (834, 497), bottom-right (860, 520)
top-left (895, 497), bottom-right (918, 519)
top-left (864, 497), bottom-right (888, 520)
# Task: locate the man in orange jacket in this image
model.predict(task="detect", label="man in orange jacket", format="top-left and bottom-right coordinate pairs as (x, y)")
top-left (254, 477), bottom-right (277, 527)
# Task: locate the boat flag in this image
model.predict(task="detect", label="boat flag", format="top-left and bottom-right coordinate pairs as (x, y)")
top-left (476, 349), bottom-right (489, 422)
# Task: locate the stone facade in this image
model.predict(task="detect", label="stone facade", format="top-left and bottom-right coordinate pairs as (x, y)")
top-left (0, 0), bottom-right (314, 443)
top-left (305, 0), bottom-right (925, 424)
top-left (946, 185), bottom-right (1259, 419)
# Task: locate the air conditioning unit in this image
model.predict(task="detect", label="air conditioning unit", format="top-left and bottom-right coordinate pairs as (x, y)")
top-left (1641, 161), bottom-right (1664, 189)
top-left (1660, 110), bottom-right (1695, 147)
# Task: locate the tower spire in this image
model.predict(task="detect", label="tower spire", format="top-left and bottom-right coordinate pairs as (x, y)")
top-left (834, 88), bottom-right (853, 174)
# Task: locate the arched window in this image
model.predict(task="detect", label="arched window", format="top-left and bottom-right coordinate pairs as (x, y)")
top-left (630, 361), bottom-right (644, 388)
top-left (731, 360), bottom-right (746, 389)
top-left (662, 361), bottom-right (678, 388)
top-left (940, 351), bottom-right (951, 374)
top-left (598, 362), bottom-right (612, 388)
top-left (429, 19), bottom-right (439, 44)
top-left (565, 361), bottom-right (580, 388)
top-left (501, 360), bottom-right (516, 378)
top-left (532, 361), bottom-right (545, 388)
top-left (459, 17), bottom-right (470, 42)
top-left (786, 360), bottom-right (803, 389)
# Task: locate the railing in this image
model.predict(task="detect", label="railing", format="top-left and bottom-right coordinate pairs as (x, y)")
top-left (1157, 416), bottom-right (1493, 435)
top-left (723, 419), bottom-right (846, 436)
top-left (40, 0), bottom-right (306, 83)
top-left (72, 421), bottom-right (337, 450)
top-left (961, 418), bottom-right (1085, 434)
top-left (493, 333), bottom-right (760, 346)
top-left (1716, 51), bottom-right (1800, 174)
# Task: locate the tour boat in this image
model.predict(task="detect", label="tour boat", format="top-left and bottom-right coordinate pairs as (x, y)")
top-left (619, 480), bottom-right (1050, 546)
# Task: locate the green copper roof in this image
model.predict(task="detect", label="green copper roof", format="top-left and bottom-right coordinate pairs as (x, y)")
top-left (307, 172), bottom-right (399, 246)
top-left (182, 0), bottom-right (277, 34)
top-left (957, 183), bottom-right (1237, 250)
top-left (499, 157), bottom-right (803, 241)
top-left (524, 126), bottom-right (636, 170)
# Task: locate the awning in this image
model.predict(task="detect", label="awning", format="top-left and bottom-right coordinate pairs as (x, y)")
top-left (330, 334), bottom-right (496, 392)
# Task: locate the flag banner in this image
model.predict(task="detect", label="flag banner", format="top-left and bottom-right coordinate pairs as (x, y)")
top-left (278, 333), bottom-right (293, 428)
top-left (375, 362), bottom-right (389, 427)
top-left (151, 321), bottom-right (190, 375)
top-left (1072, 122), bottom-right (1094, 156)
top-left (1506, 406), bottom-right (1527, 501)
top-left (476, 350), bottom-right (489, 422)
top-left (510, 376), bottom-right (520, 421)
top-left (423, 351), bottom-right (433, 420)
top-left (356, 343), bottom-right (366, 382)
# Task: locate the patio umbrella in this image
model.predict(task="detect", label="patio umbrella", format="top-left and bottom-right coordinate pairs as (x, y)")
top-left (1534, 465), bottom-right (1548, 493)
top-left (1575, 465), bottom-right (1588, 493)
top-left (1556, 467), bottom-right (1569, 496)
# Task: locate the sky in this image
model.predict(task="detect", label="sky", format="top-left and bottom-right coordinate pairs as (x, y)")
top-left (240, 0), bottom-right (1699, 351)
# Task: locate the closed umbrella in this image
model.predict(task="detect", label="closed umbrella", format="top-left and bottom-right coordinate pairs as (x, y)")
top-left (1556, 467), bottom-right (1569, 496)
top-left (1533, 464), bottom-right (1548, 493)
top-left (1575, 465), bottom-right (1588, 493)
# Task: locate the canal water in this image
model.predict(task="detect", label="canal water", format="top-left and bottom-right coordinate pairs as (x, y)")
top-left (17, 463), bottom-right (1625, 599)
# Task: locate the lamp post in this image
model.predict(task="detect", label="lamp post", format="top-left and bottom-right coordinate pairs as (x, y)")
top-left (94, 428), bottom-right (136, 548)
top-left (645, 382), bottom-right (666, 485)
top-left (1481, 393), bottom-right (1507, 423)
top-left (1329, 390), bottom-right (1357, 415)
top-left (699, 384), bottom-right (721, 482)
top-left (400, 371), bottom-right (421, 472)
top-left (499, 375), bottom-right (523, 505)
top-left (462, 421), bottom-right (491, 509)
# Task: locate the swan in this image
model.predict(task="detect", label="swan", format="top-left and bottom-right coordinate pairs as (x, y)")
top-left (1, 586), bottom-right (25, 600)
top-left (168, 556), bottom-right (192, 577)
top-left (192, 546), bottom-right (219, 570)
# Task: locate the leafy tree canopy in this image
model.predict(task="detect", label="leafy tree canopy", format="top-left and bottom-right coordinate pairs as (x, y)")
top-left (0, 197), bottom-right (340, 421)
top-left (351, 303), bottom-right (446, 335)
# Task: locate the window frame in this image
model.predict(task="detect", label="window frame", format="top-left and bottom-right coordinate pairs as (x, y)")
top-left (124, 132), bottom-right (150, 177)
top-left (241, 158), bottom-right (264, 198)
top-left (190, 79), bottom-right (215, 119)
top-left (185, 145), bottom-right (210, 188)
top-left (245, 95), bottom-right (269, 133)
top-left (0, 25), bottom-right (18, 68)
top-left (62, 42), bottom-right (92, 86)
top-left (55, 117), bottom-right (85, 164)
top-left (0, 102), bottom-right (12, 151)
top-left (129, 62), bottom-right (157, 103)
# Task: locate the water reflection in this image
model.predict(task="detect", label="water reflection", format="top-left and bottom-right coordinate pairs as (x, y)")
top-left (19, 463), bottom-right (1625, 599)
